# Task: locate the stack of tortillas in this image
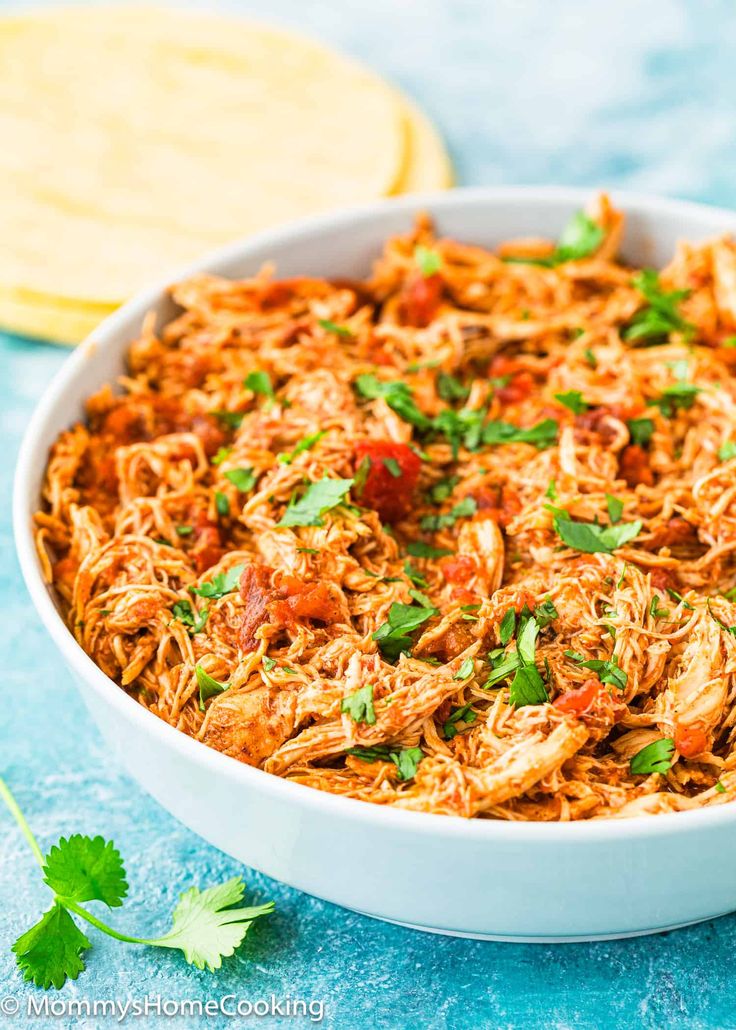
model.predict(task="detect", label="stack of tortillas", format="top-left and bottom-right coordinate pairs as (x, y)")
top-left (0, 7), bottom-right (452, 344)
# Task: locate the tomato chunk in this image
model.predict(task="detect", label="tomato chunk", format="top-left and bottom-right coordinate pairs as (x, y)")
top-left (553, 679), bottom-right (601, 716)
top-left (619, 444), bottom-right (654, 487)
top-left (399, 272), bottom-right (443, 327)
top-left (489, 356), bottom-right (535, 404)
top-left (272, 577), bottom-right (341, 627)
top-left (192, 510), bottom-right (225, 573)
top-left (440, 554), bottom-right (478, 584)
top-left (674, 724), bottom-right (708, 758)
top-left (354, 440), bottom-right (421, 522)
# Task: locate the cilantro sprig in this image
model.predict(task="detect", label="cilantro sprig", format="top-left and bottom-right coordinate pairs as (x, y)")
top-left (623, 270), bottom-right (694, 345)
top-left (0, 778), bottom-right (272, 990)
top-left (278, 477), bottom-right (354, 528)
top-left (504, 210), bottom-right (604, 268)
top-left (551, 511), bottom-right (641, 554)
top-left (373, 601), bottom-right (437, 660)
top-left (346, 745), bottom-right (424, 781)
top-left (630, 738), bottom-right (675, 775)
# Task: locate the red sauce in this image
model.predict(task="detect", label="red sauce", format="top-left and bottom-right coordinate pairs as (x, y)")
top-left (398, 272), bottom-right (443, 327)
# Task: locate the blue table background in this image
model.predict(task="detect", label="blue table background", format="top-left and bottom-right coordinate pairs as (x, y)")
top-left (3, 1), bottom-right (736, 1027)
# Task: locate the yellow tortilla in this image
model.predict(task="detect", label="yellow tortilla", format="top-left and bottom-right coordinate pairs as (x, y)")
top-left (0, 288), bottom-right (116, 346)
top-left (0, 7), bottom-right (405, 304)
top-left (393, 96), bottom-right (454, 193)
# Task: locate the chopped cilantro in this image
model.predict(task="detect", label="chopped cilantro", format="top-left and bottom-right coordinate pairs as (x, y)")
top-left (565, 650), bottom-right (627, 690)
top-left (277, 430), bottom-right (326, 466)
top-left (453, 657), bottom-right (475, 681)
top-left (210, 410), bottom-right (243, 430)
top-left (414, 245), bottom-right (442, 277)
top-left (499, 608), bottom-right (516, 645)
top-left (504, 210), bottom-right (603, 267)
top-left (627, 417), bottom-right (655, 447)
top-left (583, 347), bottom-right (597, 368)
top-left (224, 467), bottom-right (257, 493)
top-left (278, 477), bottom-right (354, 528)
top-left (345, 744), bottom-right (424, 781)
top-left (406, 541), bottom-right (453, 559)
top-left (650, 382), bottom-right (701, 418)
top-left (545, 479), bottom-right (557, 500)
top-left (420, 496), bottom-right (478, 532)
top-left (630, 738), bottom-right (675, 775)
top-left (176, 524), bottom-right (194, 536)
top-left (190, 564), bottom-right (244, 600)
top-left (215, 491), bottom-right (229, 518)
top-left (623, 269), bottom-right (694, 344)
top-left (482, 418), bottom-right (558, 449)
top-left (318, 318), bottom-right (352, 337)
top-left (436, 372), bottom-right (470, 403)
top-left (719, 440), bottom-right (736, 462)
top-left (341, 684), bottom-right (376, 725)
top-left (244, 371), bottom-right (274, 397)
top-left (195, 666), bottom-right (229, 711)
top-left (354, 374), bottom-right (431, 431)
top-left (429, 475), bottom-right (459, 504)
top-left (666, 587), bottom-right (694, 611)
top-left (649, 595), bottom-right (669, 619)
top-left (552, 512), bottom-right (641, 554)
top-left (403, 561), bottom-right (428, 588)
top-left (606, 494), bottom-right (624, 524)
top-left (373, 601), bottom-right (437, 660)
top-left (211, 446), bottom-right (232, 466)
top-left (443, 702), bottom-right (477, 739)
top-left (172, 600), bottom-right (208, 635)
top-left (555, 390), bottom-right (589, 414)
top-left (382, 457), bottom-right (402, 478)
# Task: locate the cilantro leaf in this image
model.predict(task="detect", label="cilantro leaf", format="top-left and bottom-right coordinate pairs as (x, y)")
top-left (436, 372), bottom-right (470, 403)
top-left (414, 245), bottom-right (442, 277)
top-left (43, 836), bottom-right (128, 908)
top-left (224, 467), bottom-right (257, 492)
top-left (373, 601), bottom-right (437, 660)
top-left (345, 744), bottom-right (424, 780)
top-left (499, 608), bottom-right (516, 645)
top-left (555, 390), bottom-right (589, 414)
top-left (195, 666), bottom-right (229, 711)
top-left (433, 406), bottom-right (487, 457)
top-left (172, 600), bottom-right (209, 634)
top-left (420, 496), bottom-right (477, 531)
top-left (508, 663), bottom-right (548, 707)
top-left (391, 747), bottom-right (424, 781)
top-left (341, 684), bottom-right (376, 725)
top-left (443, 702), bottom-right (477, 738)
top-left (278, 431), bottom-right (326, 466)
top-left (210, 410), bottom-right (244, 430)
top-left (565, 650), bottom-right (627, 690)
top-left (13, 903), bottom-right (90, 990)
top-left (353, 375), bottom-right (431, 431)
top-left (482, 418), bottom-right (558, 449)
top-left (382, 457), bottom-right (402, 478)
top-left (650, 382), bottom-right (701, 418)
top-left (453, 657), bottom-right (475, 681)
top-left (215, 491), bottom-right (229, 517)
top-left (630, 738), bottom-right (675, 775)
top-left (533, 598), bottom-right (559, 628)
top-left (516, 615), bottom-right (539, 665)
top-left (406, 541), bottom-right (453, 558)
top-left (627, 417), bottom-right (655, 447)
top-left (403, 561), bottom-right (428, 588)
top-left (553, 514), bottom-right (642, 553)
top-left (719, 441), bottom-right (736, 462)
top-left (244, 371), bottom-right (274, 397)
top-left (504, 211), bottom-right (603, 267)
top-left (606, 494), bottom-right (624, 524)
top-left (144, 877), bottom-right (274, 972)
top-left (623, 270), bottom-right (694, 344)
top-left (212, 446), bottom-right (232, 466)
top-left (318, 318), bottom-right (352, 338)
top-left (190, 564), bottom-right (244, 600)
top-left (428, 475), bottom-right (459, 504)
top-left (278, 477), bottom-right (354, 528)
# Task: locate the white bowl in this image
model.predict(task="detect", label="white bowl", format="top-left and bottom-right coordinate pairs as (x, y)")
top-left (14, 186), bottom-right (736, 942)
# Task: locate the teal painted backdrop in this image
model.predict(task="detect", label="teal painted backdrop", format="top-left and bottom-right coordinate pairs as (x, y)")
top-left (2, 1), bottom-right (736, 1027)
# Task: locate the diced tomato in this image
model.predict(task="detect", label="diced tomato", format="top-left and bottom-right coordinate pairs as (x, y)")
top-left (619, 444), bottom-right (654, 487)
top-left (674, 723), bottom-right (708, 758)
top-left (553, 679), bottom-right (602, 716)
top-left (239, 565), bottom-right (275, 651)
top-left (354, 440), bottom-right (421, 523)
top-left (272, 577), bottom-right (341, 627)
top-left (440, 554), bottom-right (478, 584)
top-left (649, 517), bottom-right (696, 550)
top-left (489, 356), bottom-right (535, 404)
top-left (399, 272), bottom-right (443, 327)
top-left (191, 510), bottom-right (224, 573)
top-left (649, 567), bottom-right (674, 591)
top-left (451, 586), bottom-right (478, 604)
top-left (469, 485), bottom-right (520, 528)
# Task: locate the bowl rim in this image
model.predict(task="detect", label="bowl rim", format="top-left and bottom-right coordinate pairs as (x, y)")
top-left (14, 182), bottom-right (736, 843)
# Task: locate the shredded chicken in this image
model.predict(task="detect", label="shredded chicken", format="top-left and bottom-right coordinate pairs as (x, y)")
top-left (35, 195), bottom-right (736, 819)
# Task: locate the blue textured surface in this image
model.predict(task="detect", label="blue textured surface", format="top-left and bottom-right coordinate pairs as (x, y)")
top-left (3, 2), bottom-right (736, 1027)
